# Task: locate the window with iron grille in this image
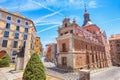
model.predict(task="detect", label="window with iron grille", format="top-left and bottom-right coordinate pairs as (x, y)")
top-left (23, 34), bottom-right (27, 40)
top-left (25, 28), bottom-right (28, 33)
top-left (16, 26), bottom-right (20, 31)
top-left (12, 51), bottom-right (17, 56)
top-left (6, 23), bottom-right (10, 29)
top-left (13, 41), bottom-right (18, 48)
top-left (14, 33), bottom-right (19, 39)
top-left (2, 40), bottom-right (8, 47)
top-left (4, 31), bottom-right (9, 37)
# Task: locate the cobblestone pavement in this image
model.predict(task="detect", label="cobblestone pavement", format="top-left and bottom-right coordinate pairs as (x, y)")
top-left (90, 66), bottom-right (120, 80)
top-left (46, 67), bottom-right (83, 80)
top-left (1, 66), bottom-right (120, 80)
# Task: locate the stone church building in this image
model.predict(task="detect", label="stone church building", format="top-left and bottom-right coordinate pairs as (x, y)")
top-left (56, 7), bottom-right (111, 70)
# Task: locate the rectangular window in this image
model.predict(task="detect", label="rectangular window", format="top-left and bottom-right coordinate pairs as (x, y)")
top-left (6, 23), bottom-right (10, 29)
top-left (62, 57), bottom-right (67, 66)
top-left (23, 34), bottom-right (27, 40)
top-left (2, 40), bottom-right (8, 47)
top-left (16, 26), bottom-right (20, 31)
top-left (25, 28), bottom-right (28, 33)
top-left (12, 51), bottom-right (17, 56)
top-left (4, 31), bottom-right (9, 37)
top-left (70, 30), bottom-right (73, 33)
top-left (62, 43), bottom-right (66, 52)
top-left (13, 41), bottom-right (18, 48)
top-left (14, 33), bottom-right (19, 39)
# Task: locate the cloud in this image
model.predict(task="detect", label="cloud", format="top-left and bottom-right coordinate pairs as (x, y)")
top-left (69, 0), bottom-right (74, 3)
top-left (31, 0), bottom-right (55, 12)
top-left (0, 0), bottom-right (42, 11)
top-left (88, 0), bottom-right (97, 8)
top-left (34, 9), bottom-right (63, 24)
top-left (0, 0), bottom-right (100, 12)
top-left (36, 0), bottom-right (85, 10)
top-left (37, 25), bottom-right (58, 34)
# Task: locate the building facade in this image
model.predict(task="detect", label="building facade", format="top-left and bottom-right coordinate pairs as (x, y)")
top-left (35, 37), bottom-right (42, 55)
top-left (46, 43), bottom-right (57, 64)
top-left (0, 8), bottom-right (36, 68)
top-left (109, 34), bottom-right (120, 65)
top-left (57, 8), bottom-right (110, 70)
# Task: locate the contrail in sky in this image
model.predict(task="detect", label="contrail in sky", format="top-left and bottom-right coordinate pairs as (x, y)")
top-left (35, 9), bottom-right (63, 24)
top-left (37, 25), bottom-right (58, 34)
top-left (36, 22), bottom-right (61, 26)
top-left (31, 0), bottom-right (64, 16)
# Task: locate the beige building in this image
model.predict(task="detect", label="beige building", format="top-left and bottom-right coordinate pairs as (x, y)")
top-left (0, 8), bottom-right (36, 68)
top-left (46, 43), bottom-right (57, 63)
top-left (109, 34), bottom-right (120, 65)
top-left (35, 37), bottom-right (42, 55)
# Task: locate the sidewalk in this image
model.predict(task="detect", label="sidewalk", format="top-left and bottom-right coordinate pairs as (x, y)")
top-left (0, 67), bottom-right (62, 80)
top-left (0, 67), bottom-right (23, 80)
top-left (0, 71), bottom-right (7, 80)
top-left (90, 66), bottom-right (117, 74)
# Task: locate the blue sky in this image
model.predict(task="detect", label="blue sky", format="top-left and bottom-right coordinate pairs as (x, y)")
top-left (0, 0), bottom-right (120, 48)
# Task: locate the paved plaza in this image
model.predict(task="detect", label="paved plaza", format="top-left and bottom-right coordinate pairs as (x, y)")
top-left (0, 66), bottom-right (120, 80)
top-left (0, 67), bottom-right (23, 80)
top-left (91, 66), bottom-right (120, 80)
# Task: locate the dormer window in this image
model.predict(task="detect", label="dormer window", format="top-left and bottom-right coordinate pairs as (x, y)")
top-left (17, 19), bottom-right (21, 23)
top-left (7, 16), bottom-right (11, 20)
top-left (65, 23), bottom-right (67, 27)
top-left (25, 22), bottom-right (28, 25)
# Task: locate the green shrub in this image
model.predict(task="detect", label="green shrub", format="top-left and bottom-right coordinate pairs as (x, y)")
top-left (23, 53), bottom-right (46, 80)
top-left (0, 54), bottom-right (10, 67)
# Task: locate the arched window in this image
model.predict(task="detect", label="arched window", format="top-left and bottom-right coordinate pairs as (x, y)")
top-left (65, 23), bottom-right (67, 27)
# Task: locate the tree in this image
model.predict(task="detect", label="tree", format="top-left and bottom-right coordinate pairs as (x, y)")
top-left (0, 54), bottom-right (10, 67)
top-left (23, 53), bottom-right (46, 80)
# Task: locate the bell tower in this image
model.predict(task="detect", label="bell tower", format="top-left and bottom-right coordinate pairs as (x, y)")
top-left (82, 4), bottom-right (91, 26)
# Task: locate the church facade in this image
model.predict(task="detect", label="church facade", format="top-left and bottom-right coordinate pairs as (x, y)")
top-left (56, 7), bottom-right (111, 70)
